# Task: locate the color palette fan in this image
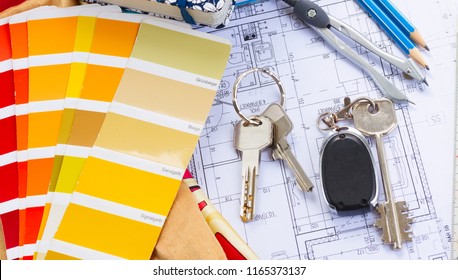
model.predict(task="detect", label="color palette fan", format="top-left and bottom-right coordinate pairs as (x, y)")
top-left (0, 4), bottom-right (231, 260)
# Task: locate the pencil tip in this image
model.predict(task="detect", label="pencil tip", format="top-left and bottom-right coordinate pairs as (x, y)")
top-left (423, 79), bottom-right (429, 86)
top-left (424, 45), bottom-right (430, 51)
top-left (409, 48), bottom-right (429, 70)
top-left (407, 99), bottom-right (416, 106)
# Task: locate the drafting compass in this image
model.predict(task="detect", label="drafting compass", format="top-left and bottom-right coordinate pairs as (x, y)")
top-left (283, 0), bottom-right (427, 103)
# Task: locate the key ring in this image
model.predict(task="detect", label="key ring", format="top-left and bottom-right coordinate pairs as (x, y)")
top-left (232, 67), bottom-right (286, 125)
top-left (317, 97), bottom-right (376, 130)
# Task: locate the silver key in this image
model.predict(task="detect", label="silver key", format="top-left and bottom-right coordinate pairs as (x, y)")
top-left (262, 103), bottom-right (314, 192)
top-left (234, 115), bottom-right (273, 222)
top-left (353, 99), bottom-right (412, 249)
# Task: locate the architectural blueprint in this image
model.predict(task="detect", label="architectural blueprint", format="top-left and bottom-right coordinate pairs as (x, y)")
top-left (190, 0), bottom-right (457, 259)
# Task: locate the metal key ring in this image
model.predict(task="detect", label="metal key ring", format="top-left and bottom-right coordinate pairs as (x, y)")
top-left (316, 97), bottom-right (377, 131)
top-left (232, 67), bottom-right (286, 125)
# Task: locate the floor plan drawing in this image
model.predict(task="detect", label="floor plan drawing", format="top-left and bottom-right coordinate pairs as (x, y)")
top-left (190, 0), bottom-right (457, 259)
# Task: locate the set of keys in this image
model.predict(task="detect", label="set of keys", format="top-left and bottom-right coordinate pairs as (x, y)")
top-left (231, 67), bottom-right (412, 249)
top-left (232, 68), bottom-right (314, 222)
top-left (318, 97), bottom-right (413, 249)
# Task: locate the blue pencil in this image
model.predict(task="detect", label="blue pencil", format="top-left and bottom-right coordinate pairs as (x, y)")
top-left (356, 0), bottom-right (429, 69)
top-left (375, 0), bottom-right (429, 51)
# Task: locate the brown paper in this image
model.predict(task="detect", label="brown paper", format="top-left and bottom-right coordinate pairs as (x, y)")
top-left (151, 182), bottom-right (227, 260)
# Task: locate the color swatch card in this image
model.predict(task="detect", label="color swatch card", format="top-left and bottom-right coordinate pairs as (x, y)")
top-left (24, 5), bottom-right (104, 259)
top-left (8, 6), bottom-right (56, 259)
top-left (34, 6), bottom-right (124, 260)
top-left (0, 17), bottom-right (19, 260)
top-left (46, 18), bottom-right (231, 260)
top-left (9, 9), bottom-right (33, 260)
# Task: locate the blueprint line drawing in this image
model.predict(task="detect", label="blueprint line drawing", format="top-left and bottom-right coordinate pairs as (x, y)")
top-left (190, 0), bottom-right (457, 259)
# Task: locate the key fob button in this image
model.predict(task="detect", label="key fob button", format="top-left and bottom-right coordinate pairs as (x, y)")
top-left (320, 128), bottom-right (377, 215)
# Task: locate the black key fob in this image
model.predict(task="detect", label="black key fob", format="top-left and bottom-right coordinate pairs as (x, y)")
top-left (320, 127), bottom-right (378, 215)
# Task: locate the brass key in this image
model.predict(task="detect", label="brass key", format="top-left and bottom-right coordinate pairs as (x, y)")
top-left (352, 99), bottom-right (413, 249)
